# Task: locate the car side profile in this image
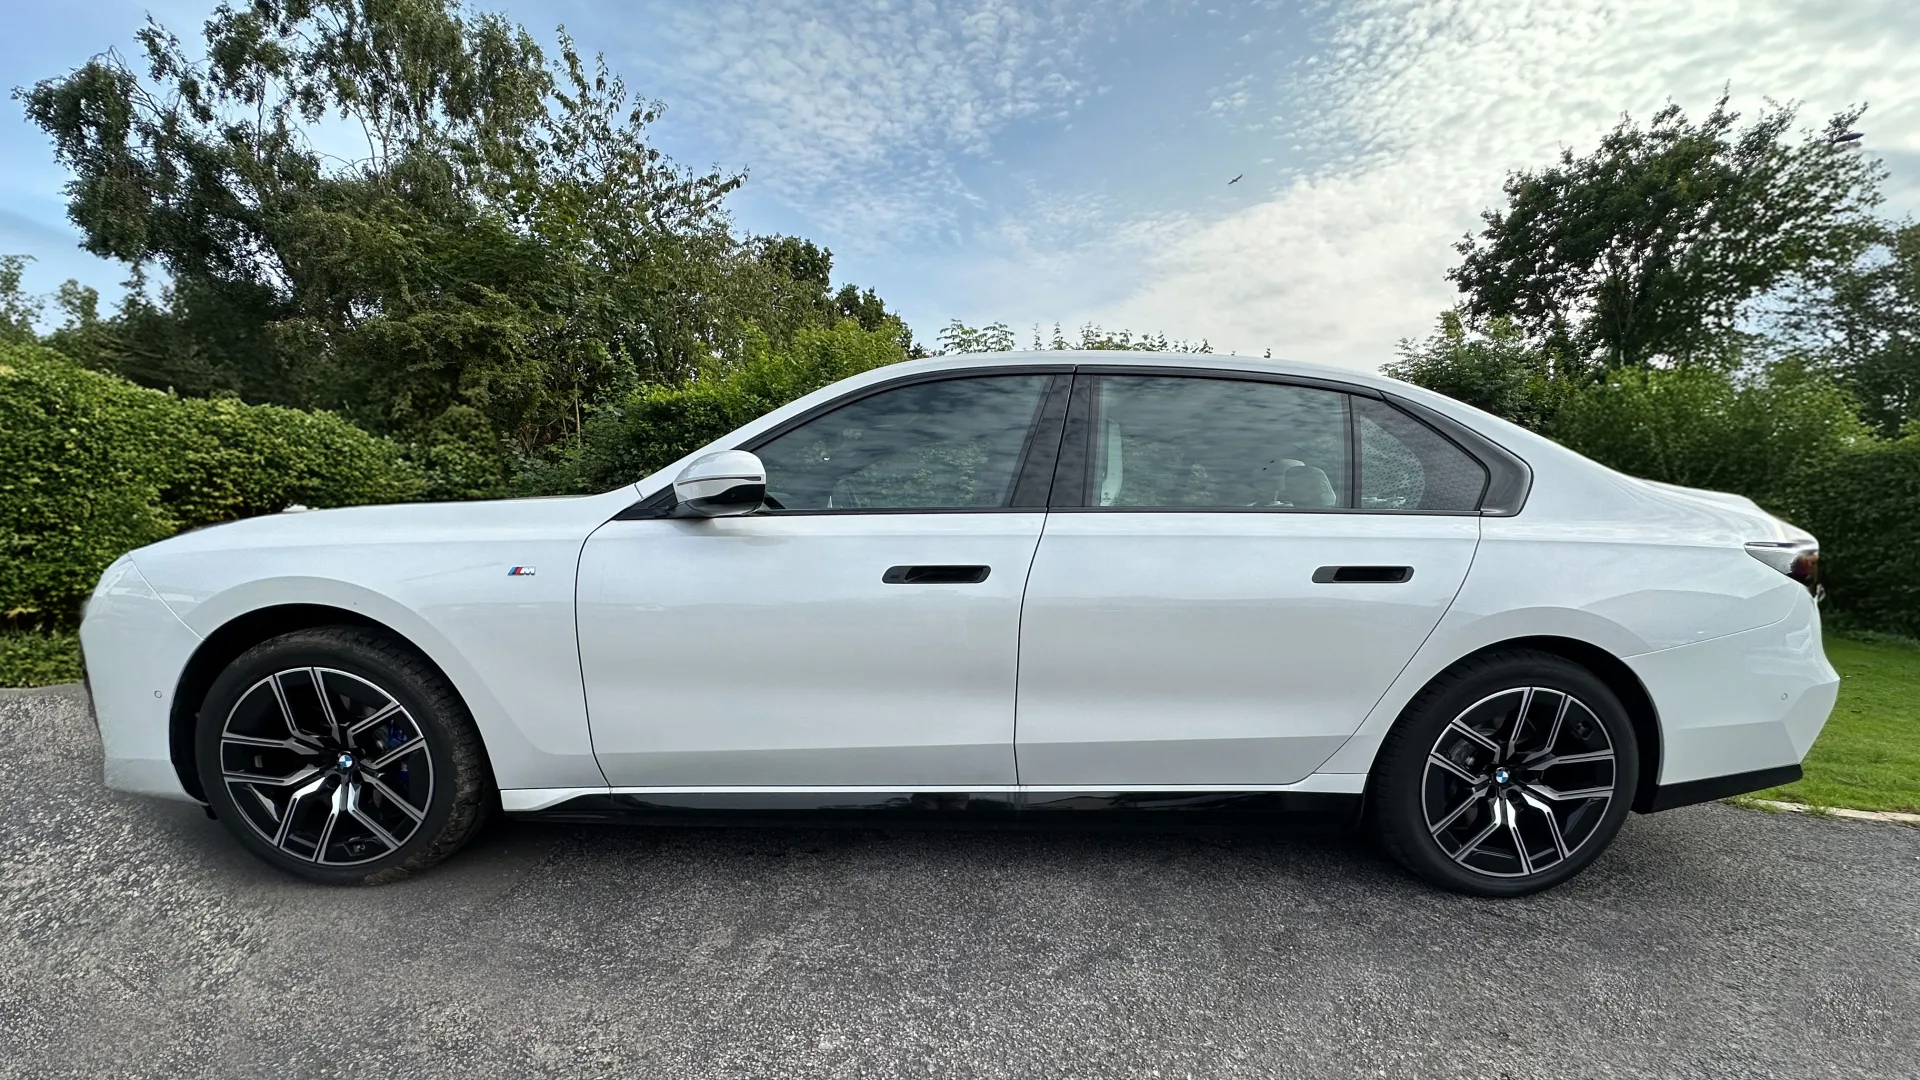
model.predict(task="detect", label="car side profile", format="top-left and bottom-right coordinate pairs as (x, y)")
top-left (79, 351), bottom-right (1838, 896)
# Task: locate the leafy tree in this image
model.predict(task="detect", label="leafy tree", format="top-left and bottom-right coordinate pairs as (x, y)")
top-left (937, 320), bottom-right (1017, 353)
top-left (1384, 309), bottom-right (1563, 431)
top-left (1786, 220), bottom-right (1920, 438)
top-left (1451, 97), bottom-right (1886, 370)
top-left (0, 256), bottom-right (41, 344)
top-left (936, 319), bottom-right (1210, 354)
top-left (17, 0), bottom-right (904, 471)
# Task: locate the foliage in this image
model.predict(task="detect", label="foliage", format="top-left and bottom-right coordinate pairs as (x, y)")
top-left (1, 255), bottom-right (43, 344)
top-left (1451, 97), bottom-right (1885, 369)
top-left (0, 342), bottom-right (420, 628)
top-left (1776, 435), bottom-right (1920, 637)
top-left (1550, 359), bottom-right (1868, 507)
top-left (1783, 220), bottom-right (1920, 438)
top-left (1384, 309), bottom-right (1564, 430)
top-left (518, 318), bottom-right (912, 495)
top-left (935, 319), bottom-right (1211, 354)
top-left (0, 630), bottom-right (84, 688)
top-left (17, 0), bottom-right (908, 463)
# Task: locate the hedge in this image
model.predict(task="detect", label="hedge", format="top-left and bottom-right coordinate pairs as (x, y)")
top-left (1780, 436), bottom-right (1920, 637)
top-left (0, 342), bottom-right (422, 628)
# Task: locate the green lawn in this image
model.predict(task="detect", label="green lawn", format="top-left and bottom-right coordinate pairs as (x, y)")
top-left (1751, 634), bottom-right (1920, 814)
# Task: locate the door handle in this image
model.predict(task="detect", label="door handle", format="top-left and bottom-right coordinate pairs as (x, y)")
top-left (1312, 565), bottom-right (1414, 583)
top-left (883, 565), bottom-right (992, 584)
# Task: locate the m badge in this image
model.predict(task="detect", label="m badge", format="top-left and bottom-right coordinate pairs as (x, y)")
top-left (507, 566), bottom-right (537, 577)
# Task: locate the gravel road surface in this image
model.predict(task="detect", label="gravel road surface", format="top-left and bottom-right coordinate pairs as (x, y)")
top-left (3, 683), bottom-right (1917, 1079)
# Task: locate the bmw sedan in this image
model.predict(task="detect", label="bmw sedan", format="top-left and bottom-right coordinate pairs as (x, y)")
top-left (79, 352), bottom-right (1838, 896)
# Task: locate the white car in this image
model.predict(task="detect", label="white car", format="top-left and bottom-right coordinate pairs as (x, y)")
top-left (79, 352), bottom-right (1837, 895)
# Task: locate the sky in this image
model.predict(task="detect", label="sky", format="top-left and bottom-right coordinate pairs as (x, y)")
top-left (3, 0), bottom-right (1917, 371)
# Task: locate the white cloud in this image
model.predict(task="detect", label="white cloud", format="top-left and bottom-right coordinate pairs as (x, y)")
top-left (633, 0), bottom-right (1115, 244)
top-left (1092, 0), bottom-right (1920, 368)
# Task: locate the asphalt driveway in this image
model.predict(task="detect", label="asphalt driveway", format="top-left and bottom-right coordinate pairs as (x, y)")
top-left (2, 683), bottom-right (1916, 1080)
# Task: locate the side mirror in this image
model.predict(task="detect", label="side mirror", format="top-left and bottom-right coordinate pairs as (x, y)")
top-left (671, 450), bottom-right (767, 518)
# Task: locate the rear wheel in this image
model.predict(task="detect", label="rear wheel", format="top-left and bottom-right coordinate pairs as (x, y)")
top-left (1370, 650), bottom-right (1638, 897)
top-left (194, 626), bottom-right (492, 884)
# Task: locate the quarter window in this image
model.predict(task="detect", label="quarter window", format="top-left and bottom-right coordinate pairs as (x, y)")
top-left (1085, 376), bottom-right (1351, 509)
top-left (1354, 396), bottom-right (1488, 511)
top-left (752, 375), bottom-right (1051, 510)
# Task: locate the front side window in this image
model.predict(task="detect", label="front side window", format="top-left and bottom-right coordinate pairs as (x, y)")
top-left (1086, 376), bottom-right (1351, 508)
top-left (1354, 396), bottom-right (1487, 511)
top-left (752, 375), bottom-right (1051, 510)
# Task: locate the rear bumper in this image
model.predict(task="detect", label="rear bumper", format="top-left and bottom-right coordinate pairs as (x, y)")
top-left (1644, 764), bottom-right (1802, 812)
top-left (1626, 591), bottom-right (1838, 799)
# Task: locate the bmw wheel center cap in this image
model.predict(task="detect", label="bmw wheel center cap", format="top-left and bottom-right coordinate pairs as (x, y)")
top-left (337, 752), bottom-right (356, 772)
top-left (1493, 766), bottom-right (1511, 785)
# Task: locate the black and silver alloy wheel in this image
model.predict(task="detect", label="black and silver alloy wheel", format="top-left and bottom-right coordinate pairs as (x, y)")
top-left (1423, 687), bottom-right (1615, 879)
top-left (1371, 649), bottom-right (1639, 897)
top-left (196, 626), bottom-right (491, 884)
top-left (219, 667), bottom-right (433, 866)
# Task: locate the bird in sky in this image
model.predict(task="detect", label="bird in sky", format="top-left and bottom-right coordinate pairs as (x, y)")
top-left (1227, 174), bottom-right (1243, 185)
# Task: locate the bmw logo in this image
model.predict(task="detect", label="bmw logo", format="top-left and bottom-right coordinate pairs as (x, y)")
top-left (1493, 767), bottom-right (1511, 785)
top-left (337, 752), bottom-right (356, 771)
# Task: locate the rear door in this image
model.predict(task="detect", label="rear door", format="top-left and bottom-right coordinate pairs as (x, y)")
top-left (1013, 371), bottom-right (1485, 787)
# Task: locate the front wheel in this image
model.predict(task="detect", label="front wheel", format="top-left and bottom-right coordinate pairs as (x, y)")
top-left (1370, 650), bottom-right (1639, 897)
top-left (194, 626), bottom-right (492, 884)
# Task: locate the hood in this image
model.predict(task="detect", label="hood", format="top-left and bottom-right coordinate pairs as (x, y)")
top-left (135, 490), bottom-right (633, 558)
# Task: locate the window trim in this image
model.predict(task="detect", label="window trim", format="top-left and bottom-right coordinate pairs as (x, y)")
top-left (1046, 366), bottom-right (1529, 516)
top-left (616, 365), bottom-right (1073, 520)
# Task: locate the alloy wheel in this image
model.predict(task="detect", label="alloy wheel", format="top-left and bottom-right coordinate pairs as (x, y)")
top-left (1422, 686), bottom-right (1617, 879)
top-left (217, 667), bottom-right (434, 865)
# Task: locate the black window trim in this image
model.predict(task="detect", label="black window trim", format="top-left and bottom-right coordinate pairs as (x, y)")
top-left (611, 361), bottom-right (1533, 521)
top-left (1046, 365), bottom-right (1530, 517)
top-left (613, 364), bottom-right (1073, 520)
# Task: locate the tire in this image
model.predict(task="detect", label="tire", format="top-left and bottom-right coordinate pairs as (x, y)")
top-left (194, 626), bottom-right (493, 885)
top-left (1369, 649), bottom-right (1639, 897)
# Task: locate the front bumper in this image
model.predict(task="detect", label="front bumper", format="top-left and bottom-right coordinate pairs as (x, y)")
top-left (77, 558), bottom-right (204, 802)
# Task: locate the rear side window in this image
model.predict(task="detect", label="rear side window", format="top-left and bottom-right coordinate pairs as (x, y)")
top-left (1354, 397), bottom-right (1487, 511)
top-left (1086, 376), bottom-right (1351, 509)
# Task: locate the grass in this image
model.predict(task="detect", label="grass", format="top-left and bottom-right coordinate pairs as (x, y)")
top-left (0, 628), bottom-right (83, 688)
top-left (3, 621), bottom-right (1916, 813)
top-left (1752, 634), bottom-right (1920, 814)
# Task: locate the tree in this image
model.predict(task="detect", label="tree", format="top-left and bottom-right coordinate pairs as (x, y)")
top-left (0, 256), bottom-right (41, 344)
top-left (17, 0), bottom-right (904, 469)
top-left (1787, 220), bottom-right (1920, 438)
top-left (935, 319), bottom-right (1210, 354)
top-left (1451, 97), bottom-right (1886, 370)
top-left (1383, 309), bottom-right (1562, 431)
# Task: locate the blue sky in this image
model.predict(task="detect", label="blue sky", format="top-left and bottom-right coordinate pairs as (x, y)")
top-left (4, 0), bottom-right (1918, 369)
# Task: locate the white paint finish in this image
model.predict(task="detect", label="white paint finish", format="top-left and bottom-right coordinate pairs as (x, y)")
top-left (76, 351), bottom-right (1842, 814)
top-left (577, 513), bottom-right (1044, 787)
top-left (77, 558), bottom-right (203, 801)
top-left (1014, 511), bottom-right (1479, 785)
top-left (120, 490), bottom-right (635, 791)
top-left (1625, 595), bottom-right (1840, 784)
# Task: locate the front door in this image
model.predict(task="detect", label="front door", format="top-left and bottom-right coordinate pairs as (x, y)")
top-left (578, 371), bottom-right (1066, 789)
top-left (1014, 373), bottom-right (1485, 787)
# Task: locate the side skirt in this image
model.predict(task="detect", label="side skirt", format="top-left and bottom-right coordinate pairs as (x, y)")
top-left (511, 789), bottom-right (1364, 833)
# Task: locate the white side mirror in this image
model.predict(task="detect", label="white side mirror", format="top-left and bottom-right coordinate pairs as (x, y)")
top-left (671, 450), bottom-right (767, 518)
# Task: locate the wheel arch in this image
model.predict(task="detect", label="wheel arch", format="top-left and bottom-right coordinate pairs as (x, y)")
top-left (1362, 634), bottom-right (1664, 814)
top-left (168, 604), bottom-right (469, 802)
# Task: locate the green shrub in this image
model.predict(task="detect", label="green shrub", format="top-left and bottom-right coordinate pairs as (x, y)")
top-left (1778, 436), bottom-right (1920, 637)
top-left (1551, 361), bottom-right (1870, 508)
top-left (521, 318), bottom-right (909, 494)
top-left (0, 629), bottom-right (83, 687)
top-left (0, 342), bottom-right (421, 627)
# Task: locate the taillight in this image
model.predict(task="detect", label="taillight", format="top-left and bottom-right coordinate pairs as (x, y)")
top-left (1745, 539), bottom-right (1821, 598)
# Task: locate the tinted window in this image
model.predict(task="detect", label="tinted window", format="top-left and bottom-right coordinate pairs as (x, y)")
top-left (1087, 376), bottom-right (1350, 508)
top-left (754, 375), bottom-right (1050, 510)
top-left (1354, 397), bottom-right (1488, 511)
